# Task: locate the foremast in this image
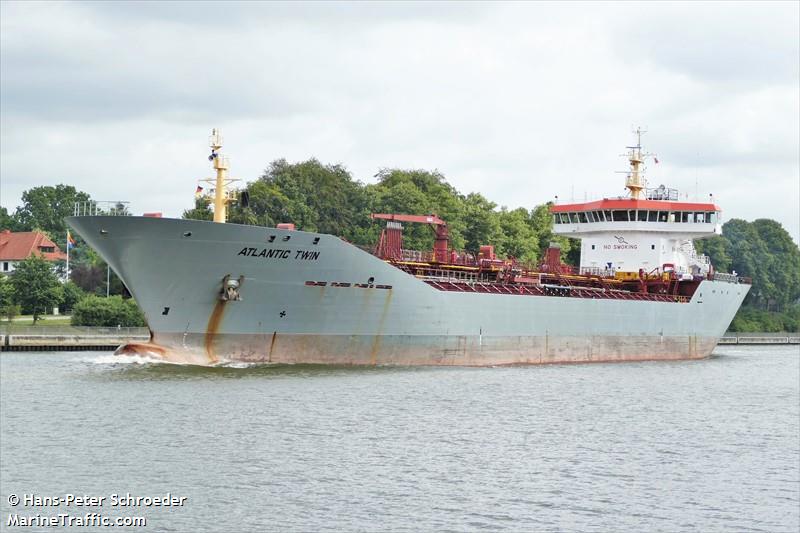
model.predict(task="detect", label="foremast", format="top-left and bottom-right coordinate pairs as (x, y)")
top-left (199, 128), bottom-right (240, 223)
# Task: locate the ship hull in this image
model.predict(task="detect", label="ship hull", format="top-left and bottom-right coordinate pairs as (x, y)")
top-left (67, 216), bottom-right (750, 366)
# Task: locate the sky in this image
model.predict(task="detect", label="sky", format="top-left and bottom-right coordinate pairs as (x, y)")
top-left (1, 1), bottom-right (798, 242)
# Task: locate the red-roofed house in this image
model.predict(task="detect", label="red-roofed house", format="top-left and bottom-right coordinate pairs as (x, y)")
top-left (0, 230), bottom-right (67, 274)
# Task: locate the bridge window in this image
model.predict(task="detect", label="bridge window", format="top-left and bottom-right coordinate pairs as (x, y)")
top-left (612, 210), bottom-right (628, 221)
top-left (705, 212), bottom-right (713, 223)
top-left (568, 212), bottom-right (577, 223)
top-left (560, 213), bottom-right (570, 224)
top-left (553, 215), bottom-right (560, 224)
top-left (669, 211), bottom-right (679, 222)
top-left (681, 212), bottom-right (690, 223)
top-left (637, 210), bottom-right (648, 222)
top-left (578, 212), bottom-right (588, 223)
top-left (604, 210), bottom-right (612, 221)
top-left (596, 211), bottom-right (605, 222)
top-left (694, 212), bottom-right (705, 223)
top-left (628, 210), bottom-right (636, 221)
top-left (648, 211), bottom-right (657, 222)
top-left (658, 211), bottom-right (668, 222)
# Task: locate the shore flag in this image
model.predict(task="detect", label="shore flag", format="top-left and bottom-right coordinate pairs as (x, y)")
top-left (195, 185), bottom-right (204, 197)
top-left (67, 231), bottom-right (76, 250)
top-left (654, 157), bottom-right (659, 164)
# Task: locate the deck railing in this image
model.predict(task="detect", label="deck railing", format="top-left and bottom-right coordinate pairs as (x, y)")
top-left (73, 201), bottom-right (132, 217)
top-left (713, 272), bottom-right (751, 284)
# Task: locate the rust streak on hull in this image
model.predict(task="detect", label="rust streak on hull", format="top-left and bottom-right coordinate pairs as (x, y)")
top-left (204, 300), bottom-right (226, 364)
top-left (268, 331), bottom-right (277, 363)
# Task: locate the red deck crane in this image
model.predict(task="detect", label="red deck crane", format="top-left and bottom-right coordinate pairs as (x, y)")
top-left (370, 213), bottom-right (450, 263)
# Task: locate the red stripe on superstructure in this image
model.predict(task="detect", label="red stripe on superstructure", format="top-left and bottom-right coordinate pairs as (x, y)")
top-left (550, 199), bottom-right (719, 213)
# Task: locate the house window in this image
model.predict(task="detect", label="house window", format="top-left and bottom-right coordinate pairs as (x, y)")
top-left (2, 262), bottom-right (7, 271)
top-left (39, 246), bottom-right (55, 253)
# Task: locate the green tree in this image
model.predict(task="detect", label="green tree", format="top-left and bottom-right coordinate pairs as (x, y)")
top-left (752, 219), bottom-right (800, 311)
top-left (13, 185), bottom-right (91, 248)
top-left (71, 295), bottom-right (146, 327)
top-left (721, 219), bottom-right (774, 308)
top-left (496, 208), bottom-right (539, 263)
top-left (695, 235), bottom-right (732, 273)
top-left (0, 275), bottom-right (20, 322)
top-left (182, 196), bottom-right (214, 221)
top-left (9, 255), bottom-right (64, 322)
top-left (60, 281), bottom-right (86, 313)
top-left (0, 207), bottom-right (21, 231)
top-left (462, 193), bottom-right (501, 254)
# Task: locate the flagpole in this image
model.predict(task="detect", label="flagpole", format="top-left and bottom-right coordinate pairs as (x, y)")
top-left (66, 230), bottom-right (70, 282)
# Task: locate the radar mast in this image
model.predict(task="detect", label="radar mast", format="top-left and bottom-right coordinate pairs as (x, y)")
top-left (624, 127), bottom-right (656, 200)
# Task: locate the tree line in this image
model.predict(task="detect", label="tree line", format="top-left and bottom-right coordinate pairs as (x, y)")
top-left (184, 159), bottom-right (580, 265)
top-left (695, 219), bottom-right (800, 331)
top-left (1, 160), bottom-right (798, 331)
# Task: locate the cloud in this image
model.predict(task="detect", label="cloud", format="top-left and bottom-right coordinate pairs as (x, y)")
top-left (1, 1), bottom-right (798, 243)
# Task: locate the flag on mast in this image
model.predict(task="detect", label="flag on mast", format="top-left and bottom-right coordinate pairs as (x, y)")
top-left (66, 230), bottom-right (75, 281)
top-left (195, 185), bottom-right (204, 196)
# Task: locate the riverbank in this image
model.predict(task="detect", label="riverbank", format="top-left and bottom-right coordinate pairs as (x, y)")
top-left (0, 327), bottom-right (796, 352)
top-left (0, 326), bottom-right (149, 351)
top-left (719, 333), bottom-right (800, 345)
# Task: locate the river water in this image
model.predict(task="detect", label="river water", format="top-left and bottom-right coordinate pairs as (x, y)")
top-left (1, 346), bottom-right (798, 532)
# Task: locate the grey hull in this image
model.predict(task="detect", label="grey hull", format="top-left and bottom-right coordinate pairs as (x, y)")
top-left (66, 216), bottom-right (750, 366)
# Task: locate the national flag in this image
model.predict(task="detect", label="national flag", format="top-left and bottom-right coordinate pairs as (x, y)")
top-left (195, 185), bottom-right (204, 197)
top-left (67, 231), bottom-right (76, 250)
top-left (654, 157), bottom-right (659, 164)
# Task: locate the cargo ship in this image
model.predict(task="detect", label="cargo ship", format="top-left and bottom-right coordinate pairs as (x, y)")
top-left (67, 129), bottom-right (750, 365)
